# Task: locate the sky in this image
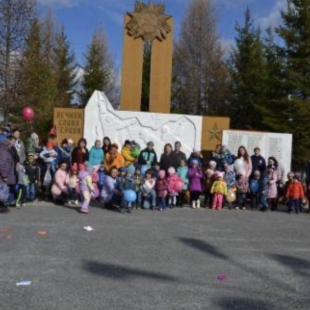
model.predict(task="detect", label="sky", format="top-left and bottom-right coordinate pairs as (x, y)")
top-left (37, 0), bottom-right (287, 70)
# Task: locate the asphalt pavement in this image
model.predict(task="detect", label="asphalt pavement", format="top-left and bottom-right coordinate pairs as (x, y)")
top-left (0, 202), bottom-right (309, 310)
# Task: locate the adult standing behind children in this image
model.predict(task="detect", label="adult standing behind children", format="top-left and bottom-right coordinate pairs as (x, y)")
top-left (102, 137), bottom-right (111, 156)
top-left (138, 141), bottom-right (158, 167)
top-left (251, 147), bottom-right (266, 178)
top-left (89, 140), bottom-right (104, 167)
top-left (234, 146), bottom-right (252, 179)
top-left (172, 141), bottom-right (187, 169)
top-left (160, 143), bottom-right (175, 173)
top-left (71, 138), bottom-right (89, 165)
top-left (104, 143), bottom-right (124, 172)
top-left (12, 129), bottom-right (26, 164)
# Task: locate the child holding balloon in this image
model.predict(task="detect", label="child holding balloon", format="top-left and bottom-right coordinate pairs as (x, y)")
top-left (210, 172), bottom-right (228, 211)
top-left (166, 167), bottom-right (184, 208)
top-left (119, 165), bottom-right (136, 213)
top-left (235, 173), bottom-right (249, 210)
top-left (224, 164), bottom-right (236, 209)
top-left (250, 171), bottom-right (261, 209)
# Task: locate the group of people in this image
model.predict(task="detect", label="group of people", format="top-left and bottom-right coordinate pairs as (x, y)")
top-left (0, 124), bottom-right (308, 215)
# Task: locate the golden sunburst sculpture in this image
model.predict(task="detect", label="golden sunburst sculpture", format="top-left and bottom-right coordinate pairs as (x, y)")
top-left (126, 1), bottom-right (172, 42)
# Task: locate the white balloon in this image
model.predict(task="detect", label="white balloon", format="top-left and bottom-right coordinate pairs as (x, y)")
top-left (234, 158), bottom-right (243, 173)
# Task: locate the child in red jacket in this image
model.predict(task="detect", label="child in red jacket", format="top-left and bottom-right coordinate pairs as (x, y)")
top-left (285, 174), bottom-right (305, 214)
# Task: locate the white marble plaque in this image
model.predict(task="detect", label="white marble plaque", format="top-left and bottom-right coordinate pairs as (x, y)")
top-left (222, 130), bottom-right (293, 175)
top-left (84, 91), bottom-right (203, 158)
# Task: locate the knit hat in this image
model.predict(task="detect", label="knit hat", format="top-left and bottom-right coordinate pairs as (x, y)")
top-left (158, 170), bottom-right (166, 178)
top-left (71, 163), bottom-right (78, 172)
top-left (46, 141), bottom-right (54, 148)
top-left (31, 133), bottom-right (38, 140)
top-left (191, 159), bottom-right (199, 166)
top-left (78, 164), bottom-right (85, 171)
top-left (2, 124), bottom-right (11, 137)
top-left (214, 171), bottom-right (224, 179)
top-left (209, 161), bottom-right (217, 170)
top-left (127, 165), bottom-right (136, 175)
top-left (120, 167), bottom-right (128, 173)
top-left (168, 167), bottom-right (175, 175)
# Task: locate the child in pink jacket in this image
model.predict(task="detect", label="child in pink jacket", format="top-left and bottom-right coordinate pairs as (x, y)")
top-left (166, 167), bottom-right (183, 208)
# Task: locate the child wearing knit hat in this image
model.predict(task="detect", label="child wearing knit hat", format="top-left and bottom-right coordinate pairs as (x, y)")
top-left (166, 166), bottom-right (183, 208)
top-left (210, 172), bottom-right (228, 211)
top-left (156, 170), bottom-right (168, 211)
top-left (188, 159), bottom-right (203, 209)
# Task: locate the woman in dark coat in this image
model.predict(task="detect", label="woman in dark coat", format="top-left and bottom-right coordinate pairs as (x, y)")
top-left (71, 138), bottom-right (89, 165)
top-left (160, 143), bottom-right (175, 173)
top-left (0, 138), bottom-right (16, 209)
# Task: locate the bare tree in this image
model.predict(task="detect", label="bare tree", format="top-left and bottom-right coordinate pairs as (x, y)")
top-left (173, 0), bottom-right (231, 116)
top-left (0, 0), bottom-right (36, 123)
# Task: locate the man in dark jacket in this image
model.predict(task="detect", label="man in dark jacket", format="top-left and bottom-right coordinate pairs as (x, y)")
top-left (138, 141), bottom-right (158, 167)
top-left (172, 141), bottom-right (187, 169)
top-left (251, 147), bottom-right (266, 178)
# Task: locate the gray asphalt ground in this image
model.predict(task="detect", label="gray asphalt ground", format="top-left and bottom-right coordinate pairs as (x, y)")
top-left (0, 202), bottom-right (309, 310)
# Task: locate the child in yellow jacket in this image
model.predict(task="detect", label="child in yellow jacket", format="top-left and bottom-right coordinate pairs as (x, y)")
top-left (211, 172), bottom-right (228, 210)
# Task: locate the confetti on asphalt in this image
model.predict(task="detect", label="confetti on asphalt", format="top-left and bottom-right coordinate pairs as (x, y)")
top-left (217, 274), bottom-right (228, 281)
top-left (83, 226), bottom-right (94, 232)
top-left (37, 231), bottom-right (47, 236)
top-left (16, 281), bottom-right (32, 286)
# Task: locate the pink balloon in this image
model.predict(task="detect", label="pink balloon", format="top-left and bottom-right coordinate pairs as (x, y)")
top-left (174, 180), bottom-right (184, 193)
top-left (22, 107), bottom-right (35, 121)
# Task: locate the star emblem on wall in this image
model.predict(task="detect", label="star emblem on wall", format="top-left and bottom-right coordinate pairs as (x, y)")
top-left (208, 123), bottom-right (222, 141)
top-left (126, 1), bottom-right (172, 42)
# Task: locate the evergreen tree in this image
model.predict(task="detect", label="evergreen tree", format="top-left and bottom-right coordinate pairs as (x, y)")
top-left (80, 29), bottom-right (115, 106)
top-left (173, 0), bottom-right (230, 116)
top-left (229, 8), bottom-right (267, 129)
top-left (271, 0), bottom-right (310, 168)
top-left (53, 26), bottom-right (77, 107)
top-left (18, 18), bottom-right (56, 135)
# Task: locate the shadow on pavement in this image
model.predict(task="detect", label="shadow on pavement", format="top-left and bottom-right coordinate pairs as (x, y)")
top-left (212, 296), bottom-right (274, 310)
top-left (83, 261), bottom-right (179, 282)
top-left (179, 237), bottom-right (229, 260)
top-left (269, 254), bottom-right (310, 275)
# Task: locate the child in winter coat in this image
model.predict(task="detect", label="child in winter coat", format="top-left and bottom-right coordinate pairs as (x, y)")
top-left (223, 164), bottom-right (236, 209)
top-left (16, 162), bottom-right (29, 207)
top-left (267, 166), bottom-right (278, 211)
top-left (260, 174), bottom-right (269, 212)
top-left (204, 168), bottom-right (215, 208)
top-left (119, 165), bottom-right (136, 213)
top-left (97, 164), bottom-right (106, 196)
top-left (210, 172), bottom-right (228, 210)
top-left (236, 173), bottom-right (249, 210)
top-left (250, 170), bottom-right (261, 209)
top-left (177, 158), bottom-right (189, 207)
top-left (140, 169), bottom-right (156, 209)
top-left (156, 170), bottom-right (168, 211)
top-left (67, 163), bottom-right (79, 205)
top-left (285, 174), bottom-right (305, 214)
top-left (188, 159), bottom-right (203, 209)
top-left (25, 153), bottom-right (40, 202)
top-left (78, 164), bottom-right (94, 214)
top-left (132, 167), bottom-right (143, 209)
top-left (166, 167), bottom-right (183, 208)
